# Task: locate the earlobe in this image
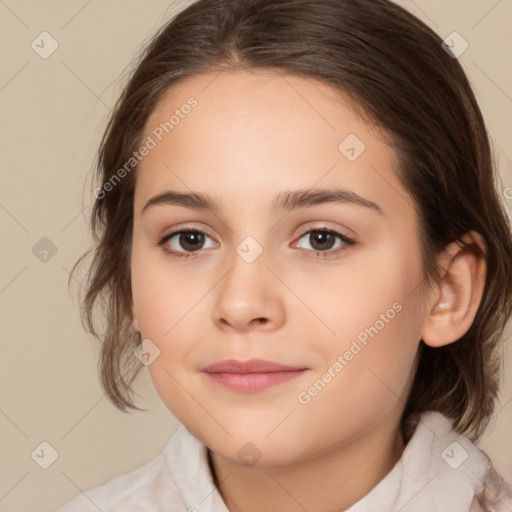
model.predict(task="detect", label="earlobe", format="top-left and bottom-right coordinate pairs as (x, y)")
top-left (421, 231), bottom-right (487, 348)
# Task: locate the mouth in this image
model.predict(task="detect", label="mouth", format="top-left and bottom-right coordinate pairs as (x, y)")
top-left (201, 358), bottom-right (308, 392)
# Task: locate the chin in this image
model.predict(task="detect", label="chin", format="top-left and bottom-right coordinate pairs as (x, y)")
top-left (197, 421), bottom-right (315, 468)
top-left (210, 438), bottom-right (303, 468)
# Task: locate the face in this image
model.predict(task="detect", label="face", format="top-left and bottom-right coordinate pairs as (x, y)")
top-left (130, 69), bottom-right (429, 466)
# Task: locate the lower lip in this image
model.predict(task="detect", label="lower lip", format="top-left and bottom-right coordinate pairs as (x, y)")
top-left (204, 370), bottom-right (306, 392)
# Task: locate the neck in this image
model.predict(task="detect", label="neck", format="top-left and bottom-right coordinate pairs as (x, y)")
top-left (209, 410), bottom-right (406, 512)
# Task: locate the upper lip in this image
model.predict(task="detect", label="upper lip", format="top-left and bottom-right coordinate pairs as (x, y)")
top-left (202, 358), bottom-right (306, 373)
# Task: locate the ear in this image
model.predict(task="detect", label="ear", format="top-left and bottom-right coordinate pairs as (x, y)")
top-left (421, 231), bottom-right (487, 348)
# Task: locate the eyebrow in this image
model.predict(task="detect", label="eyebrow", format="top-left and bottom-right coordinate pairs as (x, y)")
top-left (141, 188), bottom-right (384, 216)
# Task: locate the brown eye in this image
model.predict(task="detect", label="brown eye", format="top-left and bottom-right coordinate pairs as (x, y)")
top-left (294, 228), bottom-right (356, 257)
top-left (308, 230), bottom-right (337, 251)
top-left (159, 229), bottom-right (217, 255)
top-left (178, 231), bottom-right (205, 251)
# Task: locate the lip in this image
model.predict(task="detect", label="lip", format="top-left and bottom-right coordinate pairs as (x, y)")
top-left (202, 358), bottom-right (307, 392)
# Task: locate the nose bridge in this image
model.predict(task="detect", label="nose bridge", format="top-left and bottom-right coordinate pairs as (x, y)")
top-left (235, 235), bottom-right (265, 266)
top-left (211, 235), bottom-right (285, 331)
top-left (221, 235), bottom-right (270, 303)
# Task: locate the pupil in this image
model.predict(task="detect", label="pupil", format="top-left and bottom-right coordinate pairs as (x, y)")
top-left (311, 230), bottom-right (334, 250)
top-left (180, 232), bottom-right (204, 251)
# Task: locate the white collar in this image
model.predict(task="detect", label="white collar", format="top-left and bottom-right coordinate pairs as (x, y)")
top-left (164, 411), bottom-right (494, 511)
top-left (345, 410), bottom-right (491, 511)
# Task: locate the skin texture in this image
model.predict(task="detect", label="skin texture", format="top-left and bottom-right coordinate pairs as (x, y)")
top-left (130, 69), bottom-right (487, 512)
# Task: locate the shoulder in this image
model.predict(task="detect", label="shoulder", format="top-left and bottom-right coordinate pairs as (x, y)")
top-left (470, 467), bottom-right (512, 512)
top-left (398, 411), bottom-right (512, 512)
top-left (55, 430), bottom-right (188, 511)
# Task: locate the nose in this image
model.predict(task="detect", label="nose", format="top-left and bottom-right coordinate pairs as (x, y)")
top-left (211, 246), bottom-right (286, 333)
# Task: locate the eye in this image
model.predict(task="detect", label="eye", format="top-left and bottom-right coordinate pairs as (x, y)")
top-left (292, 228), bottom-right (356, 257)
top-left (157, 226), bottom-right (356, 260)
top-left (158, 229), bottom-right (217, 257)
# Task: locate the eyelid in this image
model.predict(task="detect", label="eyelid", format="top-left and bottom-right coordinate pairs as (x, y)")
top-left (292, 221), bottom-right (355, 242)
top-left (159, 222), bottom-right (219, 243)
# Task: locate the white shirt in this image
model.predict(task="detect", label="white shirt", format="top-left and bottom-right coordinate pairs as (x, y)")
top-left (56, 411), bottom-right (512, 511)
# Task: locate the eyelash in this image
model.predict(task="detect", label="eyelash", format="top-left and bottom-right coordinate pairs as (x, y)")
top-left (157, 226), bottom-right (357, 260)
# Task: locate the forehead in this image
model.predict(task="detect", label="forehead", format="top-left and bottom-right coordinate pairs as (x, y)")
top-left (143, 69), bottom-right (375, 152)
top-left (136, 69), bottom-right (413, 220)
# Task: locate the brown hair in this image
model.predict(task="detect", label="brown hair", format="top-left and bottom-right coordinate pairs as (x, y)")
top-left (70, 0), bottom-right (512, 440)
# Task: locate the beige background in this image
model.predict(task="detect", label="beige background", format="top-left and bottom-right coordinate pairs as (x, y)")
top-left (0, 1), bottom-right (511, 510)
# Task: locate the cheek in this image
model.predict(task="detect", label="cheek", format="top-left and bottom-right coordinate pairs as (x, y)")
top-left (295, 299), bottom-right (423, 453)
top-left (130, 246), bottom-right (210, 401)
top-left (131, 243), bottom-right (209, 338)
top-left (302, 234), bottom-right (424, 346)
top-left (319, 240), bottom-right (425, 398)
